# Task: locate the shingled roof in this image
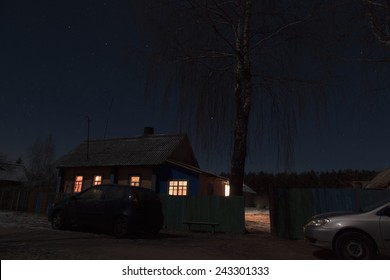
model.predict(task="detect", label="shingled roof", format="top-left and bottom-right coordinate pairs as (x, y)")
top-left (0, 162), bottom-right (26, 182)
top-left (56, 134), bottom-right (199, 168)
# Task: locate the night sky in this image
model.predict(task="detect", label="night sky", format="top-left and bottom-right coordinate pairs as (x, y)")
top-left (1, 1), bottom-right (178, 164)
top-left (2, 0), bottom-right (390, 174)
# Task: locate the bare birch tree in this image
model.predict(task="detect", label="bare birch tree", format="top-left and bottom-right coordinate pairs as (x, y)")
top-left (25, 134), bottom-right (57, 189)
top-left (129, 0), bottom-right (331, 195)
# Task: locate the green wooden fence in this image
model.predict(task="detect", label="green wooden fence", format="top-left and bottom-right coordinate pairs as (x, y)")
top-left (160, 195), bottom-right (245, 233)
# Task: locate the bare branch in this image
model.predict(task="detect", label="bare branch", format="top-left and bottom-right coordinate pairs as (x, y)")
top-left (185, 0), bottom-right (237, 52)
top-left (364, 0), bottom-right (386, 7)
top-left (250, 15), bottom-right (312, 51)
top-left (364, 0), bottom-right (390, 48)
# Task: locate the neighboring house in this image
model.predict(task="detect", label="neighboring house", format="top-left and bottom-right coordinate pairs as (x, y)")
top-left (242, 184), bottom-right (257, 207)
top-left (0, 162), bottom-right (26, 189)
top-left (56, 128), bottom-right (229, 197)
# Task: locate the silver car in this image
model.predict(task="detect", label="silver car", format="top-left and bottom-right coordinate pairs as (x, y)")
top-left (303, 197), bottom-right (390, 259)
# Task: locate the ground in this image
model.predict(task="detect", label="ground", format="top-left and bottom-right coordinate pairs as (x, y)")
top-left (0, 209), bottom-right (335, 260)
top-left (245, 208), bottom-right (271, 234)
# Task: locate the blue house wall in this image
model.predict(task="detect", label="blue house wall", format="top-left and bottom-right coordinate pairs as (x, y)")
top-left (156, 162), bottom-right (199, 196)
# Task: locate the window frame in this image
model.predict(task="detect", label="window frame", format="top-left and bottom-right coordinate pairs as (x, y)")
top-left (168, 179), bottom-right (189, 196)
top-left (129, 175), bottom-right (141, 187)
top-left (93, 175), bottom-right (102, 186)
top-left (73, 175), bottom-right (83, 193)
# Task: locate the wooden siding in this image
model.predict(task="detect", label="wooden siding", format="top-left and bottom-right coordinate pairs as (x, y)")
top-left (157, 162), bottom-right (199, 196)
top-left (60, 166), bottom-right (155, 193)
top-left (198, 173), bottom-right (227, 196)
top-left (116, 166), bottom-right (154, 189)
top-left (59, 163), bottom-right (225, 197)
top-left (60, 166), bottom-right (112, 193)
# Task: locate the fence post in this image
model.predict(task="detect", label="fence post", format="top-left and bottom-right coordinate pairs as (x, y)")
top-left (15, 191), bottom-right (21, 211)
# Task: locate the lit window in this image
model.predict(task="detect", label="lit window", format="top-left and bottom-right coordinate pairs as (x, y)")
top-left (93, 175), bottom-right (102, 186)
top-left (168, 180), bottom-right (188, 196)
top-left (130, 176), bottom-right (140, 187)
top-left (74, 176), bottom-right (83, 193)
top-left (225, 183), bottom-right (230, 197)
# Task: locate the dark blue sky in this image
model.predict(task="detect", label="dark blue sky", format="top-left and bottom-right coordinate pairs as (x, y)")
top-left (1, 1), bottom-right (177, 161)
top-left (1, 0), bottom-right (390, 174)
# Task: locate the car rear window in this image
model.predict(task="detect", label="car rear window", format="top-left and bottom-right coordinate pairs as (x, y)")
top-left (104, 186), bottom-right (132, 200)
top-left (79, 187), bottom-right (104, 200)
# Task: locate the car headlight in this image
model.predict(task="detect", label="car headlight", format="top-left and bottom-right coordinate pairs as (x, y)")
top-left (306, 218), bottom-right (330, 227)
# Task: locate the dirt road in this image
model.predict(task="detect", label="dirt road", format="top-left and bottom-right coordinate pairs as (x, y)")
top-left (0, 210), bottom-right (332, 260)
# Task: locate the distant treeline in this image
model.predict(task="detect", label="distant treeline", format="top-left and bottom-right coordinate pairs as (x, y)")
top-left (221, 169), bottom-right (378, 193)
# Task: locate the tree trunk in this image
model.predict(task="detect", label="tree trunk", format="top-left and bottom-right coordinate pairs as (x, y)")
top-left (230, 0), bottom-right (252, 196)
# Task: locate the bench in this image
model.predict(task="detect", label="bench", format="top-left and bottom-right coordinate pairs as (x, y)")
top-left (182, 221), bottom-right (220, 234)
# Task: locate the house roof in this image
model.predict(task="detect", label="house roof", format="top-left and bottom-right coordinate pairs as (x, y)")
top-left (0, 162), bottom-right (26, 182)
top-left (167, 160), bottom-right (228, 180)
top-left (243, 184), bottom-right (257, 194)
top-left (56, 134), bottom-right (199, 168)
top-left (167, 160), bottom-right (256, 193)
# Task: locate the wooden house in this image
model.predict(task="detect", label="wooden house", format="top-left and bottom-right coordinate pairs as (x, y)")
top-left (56, 128), bottom-right (229, 196)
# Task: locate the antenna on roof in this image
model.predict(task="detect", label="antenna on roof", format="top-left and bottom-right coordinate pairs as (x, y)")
top-left (86, 116), bottom-right (91, 160)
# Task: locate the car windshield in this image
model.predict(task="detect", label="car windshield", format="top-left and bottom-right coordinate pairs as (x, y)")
top-left (360, 196), bottom-right (390, 212)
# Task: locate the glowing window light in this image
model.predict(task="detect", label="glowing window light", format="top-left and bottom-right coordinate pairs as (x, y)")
top-left (225, 183), bottom-right (230, 197)
top-left (93, 175), bottom-right (102, 186)
top-left (130, 176), bottom-right (141, 187)
top-left (74, 176), bottom-right (83, 193)
top-left (168, 180), bottom-right (188, 196)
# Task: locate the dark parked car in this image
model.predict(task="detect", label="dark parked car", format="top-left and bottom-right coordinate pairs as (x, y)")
top-left (48, 184), bottom-right (164, 237)
top-left (304, 197), bottom-right (390, 259)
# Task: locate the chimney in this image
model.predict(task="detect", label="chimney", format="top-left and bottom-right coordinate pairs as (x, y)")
top-left (144, 127), bottom-right (154, 136)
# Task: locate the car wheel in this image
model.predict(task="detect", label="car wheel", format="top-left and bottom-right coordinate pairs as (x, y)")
top-left (335, 231), bottom-right (376, 259)
top-left (51, 210), bottom-right (66, 230)
top-left (113, 216), bottom-right (129, 238)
